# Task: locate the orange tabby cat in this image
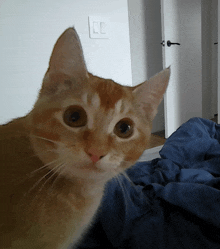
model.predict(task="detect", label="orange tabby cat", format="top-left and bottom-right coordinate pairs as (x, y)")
top-left (0, 27), bottom-right (170, 249)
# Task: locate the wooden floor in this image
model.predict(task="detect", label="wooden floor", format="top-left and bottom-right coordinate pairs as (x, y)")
top-left (148, 115), bottom-right (218, 150)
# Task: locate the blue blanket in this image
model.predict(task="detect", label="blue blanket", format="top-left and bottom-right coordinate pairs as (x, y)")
top-left (77, 118), bottom-right (220, 249)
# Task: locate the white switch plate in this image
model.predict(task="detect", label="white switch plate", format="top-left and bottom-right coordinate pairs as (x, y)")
top-left (88, 16), bottom-right (110, 39)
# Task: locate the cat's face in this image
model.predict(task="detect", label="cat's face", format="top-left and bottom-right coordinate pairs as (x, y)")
top-left (27, 28), bottom-right (170, 182)
top-left (28, 73), bottom-right (152, 182)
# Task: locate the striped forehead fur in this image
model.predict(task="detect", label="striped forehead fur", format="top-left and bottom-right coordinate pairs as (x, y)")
top-left (114, 99), bottom-right (124, 115)
top-left (89, 74), bottom-right (127, 111)
top-left (81, 93), bottom-right (100, 109)
top-left (91, 93), bottom-right (101, 109)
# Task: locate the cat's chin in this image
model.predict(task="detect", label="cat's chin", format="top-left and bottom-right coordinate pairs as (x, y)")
top-left (80, 163), bottom-right (104, 172)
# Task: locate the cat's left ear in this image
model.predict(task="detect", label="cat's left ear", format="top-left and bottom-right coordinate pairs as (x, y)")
top-left (47, 27), bottom-right (88, 79)
top-left (133, 67), bottom-right (170, 121)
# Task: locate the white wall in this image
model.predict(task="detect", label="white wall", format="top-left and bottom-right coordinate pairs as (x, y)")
top-left (128, 0), bottom-right (148, 85)
top-left (0, 0), bottom-right (132, 124)
top-left (128, 0), bottom-right (164, 133)
top-left (128, 0), bottom-right (219, 133)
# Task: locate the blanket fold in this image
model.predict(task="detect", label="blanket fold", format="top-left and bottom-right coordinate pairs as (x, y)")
top-left (76, 118), bottom-right (220, 249)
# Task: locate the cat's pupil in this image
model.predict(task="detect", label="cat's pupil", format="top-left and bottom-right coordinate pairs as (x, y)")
top-left (114, 118), bottom-right (134, 138)
top-left (71, 112), bottom-right (80, 122)
top-left (63, 105), bottom-right (87, 127)
top-left (119, 123), bottom-right (130, 134)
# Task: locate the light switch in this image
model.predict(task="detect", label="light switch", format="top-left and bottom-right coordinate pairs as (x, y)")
top-left (93, 22), bottom-right (99, 34)
top-left (100, 22), bottom-right (107, 34)
top-left (89, 16), bottom-right (109, 39)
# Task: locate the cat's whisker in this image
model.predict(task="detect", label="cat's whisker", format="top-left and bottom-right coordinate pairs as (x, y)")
top-left (49, 163), bottom-right (67, 192)
top-left (30, 134), bottom-right (62, 145)
top-left (27, 164), bottom-right (63, 207)
top-left (38, 162), bottom-right (65, 193)
top-left (28, 148), bottom-right (57, 159)
top-left (49, 173), bottom-right (61, 193)
top-left (120, 171), bottom-right (135, 188)
top-left (27, 160), bottom-right (65, 196)
top-left (120, 162), bottom-right (149, 201)
top-left (119, 173), bottom-right (140, 206)
top-left (27, 162), bottom-right (65, 206)
top-left (115, 175), bottom-right (133, 206)
top-left (28, 158), bottom-right (60, 177)
top-left (27, 170), bottom-right (53, 196)
top-left (11, 158), bottom-right (60, 189)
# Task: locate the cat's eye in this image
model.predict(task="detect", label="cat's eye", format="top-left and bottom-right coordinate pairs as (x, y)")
top-left (63, 106), bottom-right (87, 127)
top-left (114, 118), bottom-right (134, 138)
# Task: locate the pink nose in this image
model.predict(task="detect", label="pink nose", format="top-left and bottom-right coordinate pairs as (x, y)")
top-left (86, 148), bottom-right (105, 163)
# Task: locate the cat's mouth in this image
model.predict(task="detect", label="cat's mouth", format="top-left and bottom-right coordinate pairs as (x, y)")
top-left (81, 163), bottom-right (104, 173)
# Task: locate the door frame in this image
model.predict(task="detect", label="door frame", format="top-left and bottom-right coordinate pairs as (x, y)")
top-left (218, 0), bottom-right (220, 123)
top-left (161, 0), bottom-right (202, 137)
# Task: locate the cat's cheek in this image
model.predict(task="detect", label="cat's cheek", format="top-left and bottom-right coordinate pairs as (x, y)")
top-left (121, 137), bottom-right (150, 163)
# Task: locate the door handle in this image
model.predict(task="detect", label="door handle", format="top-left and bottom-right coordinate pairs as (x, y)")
top-left (161, 40), bottom-right (165, 46)
top-left (214, 42), bottom-right (218, 45)
top-left (167, 40), bottom-right (180, 47)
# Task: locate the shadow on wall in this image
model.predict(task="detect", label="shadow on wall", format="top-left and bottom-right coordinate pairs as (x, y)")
top-left (128, 0), bottom-right (164, 132)
top-left (143, 0), bottom-right (165, 133)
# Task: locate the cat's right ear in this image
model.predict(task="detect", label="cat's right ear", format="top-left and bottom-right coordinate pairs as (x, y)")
top-left (46, 27), bottom-right (88, 79)
top-left (133, 67), bottom-right (170, 121)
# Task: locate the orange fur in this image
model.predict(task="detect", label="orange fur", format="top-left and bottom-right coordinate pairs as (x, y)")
top-left (89, 74), bottom-right (125, 110)
top-left (0, 27), bottom-right (170, 249)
